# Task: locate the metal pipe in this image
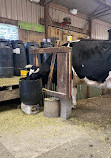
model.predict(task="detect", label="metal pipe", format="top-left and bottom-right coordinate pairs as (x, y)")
top-left (96, 0), bottom-right (111, 7)
top-left (90, 3), bottom-right (102, 16)
top-left (92, 7), bottom-right (110, 17)
top-left (94, 11), bottom-right (111, 18)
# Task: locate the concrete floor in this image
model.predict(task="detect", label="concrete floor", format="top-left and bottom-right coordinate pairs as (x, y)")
top-left (0, 95), bottom-right (111, 158)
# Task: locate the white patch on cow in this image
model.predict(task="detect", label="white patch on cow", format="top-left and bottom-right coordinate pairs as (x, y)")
top-left (71, 67), bottom-right (77, 109)
top-left (82, 64), bottom-right (84, 67)
top-left (25, 64), bottom-right (33, 69)
top-left (72, 66), bottom-right (75, 74)
top-left (104, 71), bottom-right (111, 89)
top-left (84, 71), bottom-right (111, 89)
top-left (71, 80), bottom-right (77, 109)
top-left (29, 69), bottom-right (34, 76)
top-left (84, 77), bottom-right (99, 87)
top-left (106, 71), bottom-right (111, 80)
top-left (67, 43), bottom-right (70, 47)
top-left (34, 68), bottom-right (40, 73)
top-left (106, 81), bottom-right (111, 89)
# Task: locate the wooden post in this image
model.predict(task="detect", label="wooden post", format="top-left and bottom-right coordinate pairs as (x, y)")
top-left (30, 47), bottom-right (72, 119)
top-left (44, 3), bottom-right (49, 40)
top-left (57, 50), bottom-right (72, 119)
top-left (88, 18), bottom-right (92, 39)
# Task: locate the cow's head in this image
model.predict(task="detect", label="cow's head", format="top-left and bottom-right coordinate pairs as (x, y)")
top-left (25, 65), bottom-right (41, 80)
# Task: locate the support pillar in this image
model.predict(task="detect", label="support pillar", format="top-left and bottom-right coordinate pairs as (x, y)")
top-left (44, 3), bottom-right (49, 40)
top-left (60, 99), bottom-right (72, 119)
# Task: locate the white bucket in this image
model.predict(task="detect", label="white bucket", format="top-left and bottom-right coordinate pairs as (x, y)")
top-left (21, 103), bottom-right (39, 115)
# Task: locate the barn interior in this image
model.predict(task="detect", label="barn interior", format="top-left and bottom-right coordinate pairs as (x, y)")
top-left (0, 0), bottom-right (111, 158)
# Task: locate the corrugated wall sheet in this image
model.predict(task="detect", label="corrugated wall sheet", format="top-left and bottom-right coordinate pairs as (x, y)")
top-left (92, 19), bottom-right (111, 40)
top-left (0, 0), bottom-right (111, 40)
top-left (0, 0), bottom-right (44, 24)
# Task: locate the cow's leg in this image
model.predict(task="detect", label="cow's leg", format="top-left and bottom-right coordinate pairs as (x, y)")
top-left (71, 79), bottom-right (77, 108)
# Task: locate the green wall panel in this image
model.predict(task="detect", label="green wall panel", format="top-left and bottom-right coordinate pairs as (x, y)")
top-left (18, 21), bottom-right (45, 33)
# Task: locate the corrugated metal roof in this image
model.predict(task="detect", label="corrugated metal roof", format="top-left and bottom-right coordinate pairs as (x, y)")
top-left (52, 0), bottom-right (111, 24)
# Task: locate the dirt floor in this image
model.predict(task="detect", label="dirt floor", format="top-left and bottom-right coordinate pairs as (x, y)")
top-left (0, 95), bottom-right (111, 158)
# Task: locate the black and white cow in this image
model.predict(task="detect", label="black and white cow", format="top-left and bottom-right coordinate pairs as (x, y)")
top-left (25, 54), bottom-right (57, 86)
top-left (25, 39), bottom-right (111, 108)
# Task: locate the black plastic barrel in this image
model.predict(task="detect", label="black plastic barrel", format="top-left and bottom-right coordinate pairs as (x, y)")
top-left (0, 40), bottom-right (14, 78)
top-left (41, 42), bottom-right (53, 63)
top-left (11, 40), bottom-right (27, 76)
top-left (19, 79), bottom-right (43, 105)
top-left (25, 42), bottom-right (41, 66)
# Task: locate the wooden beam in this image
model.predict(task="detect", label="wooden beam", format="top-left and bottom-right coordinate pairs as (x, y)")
top-left (0, 17), bottom-right (18, 26)
top-left (43, 88), bottom-right (66, 99)
top-left (30, 47), bottom-right (72, 54)
top-left (0, 89), bottom-right (19, 102)
top-left (44, 3), bottom-right (49, 40)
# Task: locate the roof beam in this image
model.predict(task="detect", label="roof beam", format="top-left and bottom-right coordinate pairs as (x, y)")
top-left (96, 0), bottom-right (111, 7)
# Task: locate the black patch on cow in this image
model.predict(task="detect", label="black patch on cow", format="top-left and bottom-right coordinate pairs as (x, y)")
top-left (72, 40), bottom-right (111, 83)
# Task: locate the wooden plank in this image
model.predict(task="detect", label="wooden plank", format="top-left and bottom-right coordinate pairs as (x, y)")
top-left (30, 47), bottom-right (72, 54)
top-left (0, 77), bottom-right (20, 87)
top-left (57, 53), bottom-right (67, 96)
top-left (0, 17), bottom-right (18, 26)
top-left (43, 88), bottom-right (65, 99)
top-left (0, 89), bottom-right (19, 102)
top-left (19, 29), bottom-right (28, 43)
top-left (47, 53), bottom-right (56, 90)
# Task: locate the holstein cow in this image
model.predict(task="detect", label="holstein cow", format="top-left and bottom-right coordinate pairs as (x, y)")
top-left (25, 39), bottom-right (111, 108)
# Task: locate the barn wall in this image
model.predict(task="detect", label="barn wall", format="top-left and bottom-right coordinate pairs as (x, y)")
top-left (91, 19), bottom-right (111, 40)
top-left (48, 26), bottom-right (87, 45)
top-left (0, 0), bottom-right (44, 24)
top-left (0, 0), bottom-right (111, 42)
top-left (49, 4), bottom-right (88, 30)
top-left (49, 3), bottom-right (111, 40)
top-left (19, 29), bottom-right (44, 45)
